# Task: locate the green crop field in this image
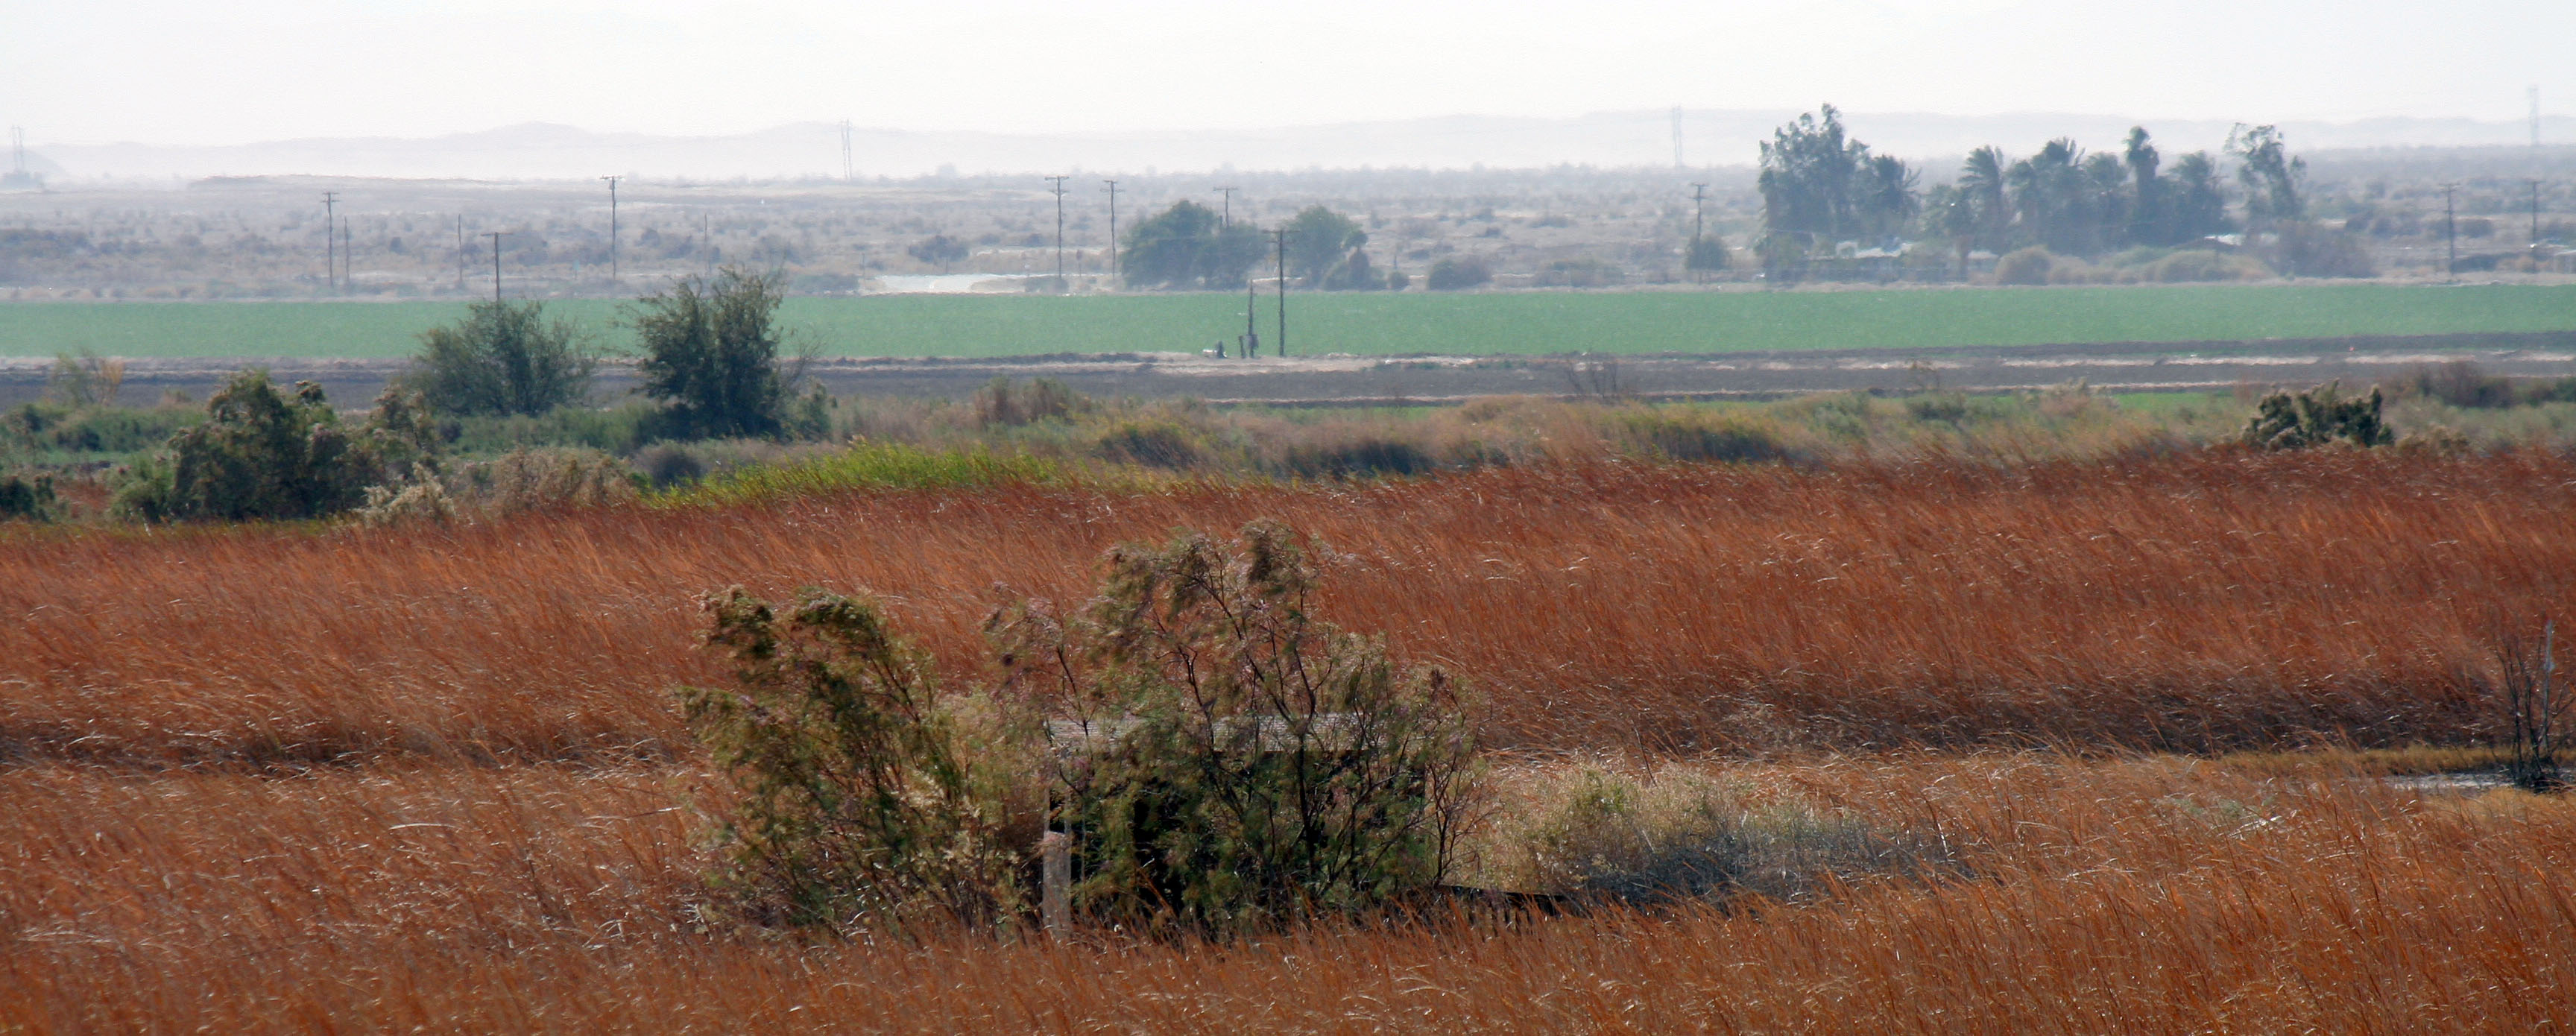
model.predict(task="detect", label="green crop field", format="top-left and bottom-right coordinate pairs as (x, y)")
top-left (4, 283), bottom-right (2572, 360)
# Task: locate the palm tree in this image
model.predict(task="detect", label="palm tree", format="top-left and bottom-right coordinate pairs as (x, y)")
top-left (2124, 127), bottom-right (2162, 245)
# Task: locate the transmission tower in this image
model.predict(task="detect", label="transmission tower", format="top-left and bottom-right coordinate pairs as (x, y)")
top-left (841, 119), bottom-right (855, 180)
top-left (1216, 186), bottom-right (1239, 229)
top-left (1670, 107), bottom-right (1685, 168)
top-left (1045, 175), bottom-right (1070, 289)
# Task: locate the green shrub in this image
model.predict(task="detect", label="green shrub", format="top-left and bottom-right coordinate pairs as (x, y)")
top-left (1091, 420), bottom-right (1202, 469)
top-left (1995, 247), bottom-right (2055, 285)
top-left (1616, 411), bottom-right (1788, 464)
top-left (2241, 382), bottom-right (2393, 449)
top-left (680, 588), bottom-right (1036, 930)
top-left (1276, 438), bottom-right (1435, 478)
top-left (0, 471), bottom-right (57, 522)
top-left (404, 300), bottom-right (596, 417)
top-left (1425, 256), bottom-right (1492, 291)
top-left (633, 267), bottom-right (792, 439)
top-left (990, 522), bottom-right (1479, 934)
top-left (112, 370), bottom-right (440, 522)
top-left (665, 441), bottom-right (1070, 507)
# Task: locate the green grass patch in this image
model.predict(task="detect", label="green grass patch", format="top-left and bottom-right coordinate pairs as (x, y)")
top-left (659, 441), bottom-right (1079, 508)
top-left (4, 283), bottom-right (2573, 359)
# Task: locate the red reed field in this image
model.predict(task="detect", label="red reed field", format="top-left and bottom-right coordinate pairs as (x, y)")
top-left (5, 449), bottom-right (2569, 764)
top-left (8, 449), bottom-right (2576, 1030)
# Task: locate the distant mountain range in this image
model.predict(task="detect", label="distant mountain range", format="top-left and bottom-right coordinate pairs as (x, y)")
top-left (22, 110), bottom-right (2576, 182)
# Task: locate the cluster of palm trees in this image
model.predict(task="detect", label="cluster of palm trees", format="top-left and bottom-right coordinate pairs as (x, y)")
top-left (1759, 107), bottom-right (2318, 274)
top-left (1925, 128), bottom-right (2235, 264)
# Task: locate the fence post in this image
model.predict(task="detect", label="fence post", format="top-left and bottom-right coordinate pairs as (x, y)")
top-left (1041, 830), bottom-right (1070, 935)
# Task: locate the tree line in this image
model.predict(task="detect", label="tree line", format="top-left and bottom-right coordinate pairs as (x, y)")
top-left (1755, 105), bottom-right (2367, 277)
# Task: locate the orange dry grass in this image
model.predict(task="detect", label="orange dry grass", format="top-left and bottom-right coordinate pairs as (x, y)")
top-left (8, 757), bottom-right (2576, 1032)
top-left (7, 450), bottom-right (2572, 765)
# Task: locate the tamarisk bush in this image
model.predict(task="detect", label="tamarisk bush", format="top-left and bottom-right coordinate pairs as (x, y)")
top-left (679, 588), bottom-right (1038, 931)
top-left (991, 521), bottom-right (1480, 934)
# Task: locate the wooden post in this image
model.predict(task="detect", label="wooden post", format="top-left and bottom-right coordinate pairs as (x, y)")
top-left (1041, 830), bottom-right (1070, 935)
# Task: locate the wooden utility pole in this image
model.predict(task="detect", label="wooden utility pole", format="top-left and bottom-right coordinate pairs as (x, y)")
top-left (483, 232), bottom-right (505, 302)
top-left (1272, 226), bottom-right (1287, 357)
top-left (454, 215), bottom-right (467, 291)
top-left (321, 192), bottom-right (339, 293)
top-left (2444, 183), bottom-right (2459, 279)
top-left (601, 175), bottom-right (622, 286)
top-left (1045, 175), bottom-right (1070, 290)
top-left (1102, 179), bottom-right (1120, 282)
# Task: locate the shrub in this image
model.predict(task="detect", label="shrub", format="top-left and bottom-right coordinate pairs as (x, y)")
top-left (404, 300), bottom-right (596, 417)
top-left (989, 522), bottom-right (1479, 934)
top-left (2142, 249), bottom-right (2266, 282)
top-left (112, 370), bottom-right (439, 522)
top-left (1276, 438), bottom-right (1435, 478)
top-left (0, 471), bottom-right (57, 521)
top-left (1616, 411), bottom-right (1787, 464)
top-left (2241, 382), bottom-right (2393, 449)
top-left (1091, 421), bottom-right (1202, 470)
top-left (1425, 256), bottom-right (1492, 291)
top-left (1535, 258), bottom-right (1625, 288)
top-left (359, 447), bottom-right (642, 525)
top-left (2485, 619), bottom-right (2571, 793)
top-left (973, 377), bottom-right (1090, 428)
top-left (2271, 222), bottom-right (2377, 279)
top-left (1502, 765), bottom-right (1941, 906)
top-left (634, 267), bottom-right (792, 439)
top-left (1995, 247), bottom-right (2054, 285)
top-left (679, 587), bottom-right (1037, 930)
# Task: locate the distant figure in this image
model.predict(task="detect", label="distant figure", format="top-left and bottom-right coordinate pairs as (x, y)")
top-left (1243, 332), bottom-right (1258, 358)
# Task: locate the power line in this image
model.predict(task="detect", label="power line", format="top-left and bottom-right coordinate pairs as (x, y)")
top-left (1102, 179), bottom-right (1120, 282)
top-left (600, 175), bottom-right (622, 286)
top-left (321, 192), bottom-right (339, 294)
top-left (1045, 174), bottom-right (1070, 291)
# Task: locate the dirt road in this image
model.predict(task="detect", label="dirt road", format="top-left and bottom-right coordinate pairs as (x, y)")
top-left (6, 331), bottom-right (2570, 409)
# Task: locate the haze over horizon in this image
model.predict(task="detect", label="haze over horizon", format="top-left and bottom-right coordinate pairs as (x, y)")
top-left (7, 1), bottom-right (2568, 152)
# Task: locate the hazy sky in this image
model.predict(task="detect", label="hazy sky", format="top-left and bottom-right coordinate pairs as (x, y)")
top-left (6, 0), bottom-right (2569, 145)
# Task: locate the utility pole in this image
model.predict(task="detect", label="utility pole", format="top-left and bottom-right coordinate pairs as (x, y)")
top-left (321, 192), bottom-right (339, 293)
top-left (1102, 179), bottom-right (1120, 282)
top-left (341, 216), bottom-right (353, 291)
top-left (1045, 174), bottom-right (1070, 290)
top-left (1272, 226), bottom-right (1287, 357)
top-left (1244, 273), bottom-right (1258, 359)
top-left (600, 175), bottom-right (622, 286)
top-left (840, 119), bottom-right (854, 181)
top-left (483, 231), bottom-right (505, 302)
top-left (2535, 179), bottom-right (2546, 253)
top-left (2443, 183), bottom-right (2459, 279)
top-left (1689, 182), bottom-right (1708, 282)
top-left (1670, 107), bottom-right (1685, 168)
top-left (1216, 186), bottom-right (1238, 229)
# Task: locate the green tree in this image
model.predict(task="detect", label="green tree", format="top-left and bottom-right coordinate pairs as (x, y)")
top-left (2124, 127), bottom-right (2165, 244)
top-left (2227, 124), bottom-right (2306, 232)
top-left (1684, 236), bottom-right (1730, 274)
top-left (1283, 205), bottom-right (1377, 289)
top-left (113, 370), bottom-right (438, 522)
top-left (406, 300), bottom-right (596, 417)
top-left (1118, 200), bottom-right (1264, 290)
top-left (2165, 151), bottom-right (2233, 241)
top-left (1424, 255), bottom-right (1491, 290)
top-left (906, 234), bottom-right (969, 272)
top-left (633, 267), bottom-right (792, 439)
top-left (1758, 105), bottom-right (1916, 244)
